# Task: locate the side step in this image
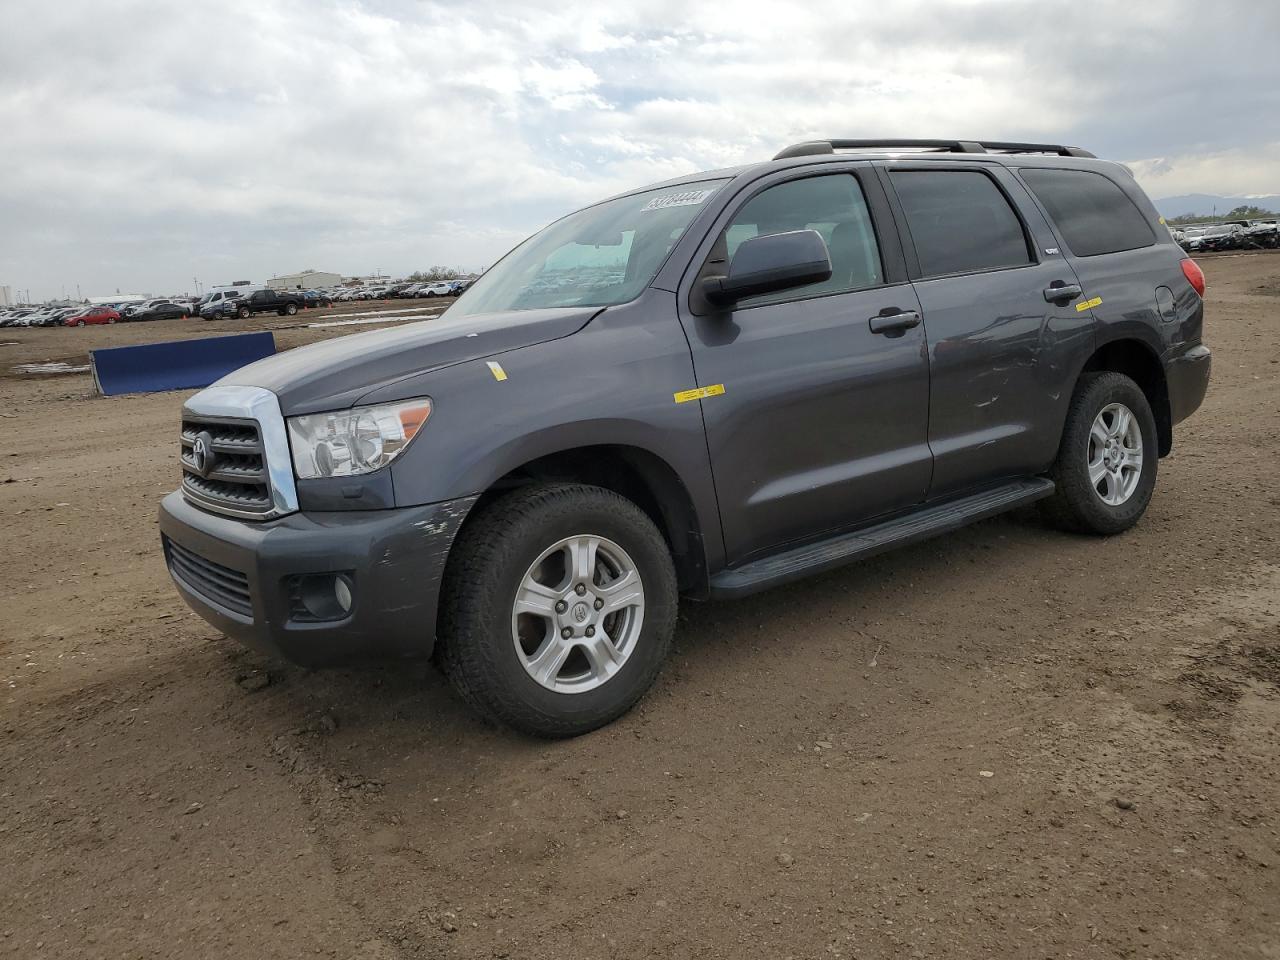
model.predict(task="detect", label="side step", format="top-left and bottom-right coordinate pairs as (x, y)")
top-left (709, 478), bottom-right (1055, 599)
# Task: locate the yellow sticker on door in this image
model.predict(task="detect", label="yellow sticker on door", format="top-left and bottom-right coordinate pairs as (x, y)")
top-left (1075, 296), bottom-right (1103, 312)
top-left (673, 384), bottom-right (726, 404)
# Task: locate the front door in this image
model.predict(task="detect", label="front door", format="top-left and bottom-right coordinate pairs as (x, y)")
top-left (677, 169), bottom-right (932, 565)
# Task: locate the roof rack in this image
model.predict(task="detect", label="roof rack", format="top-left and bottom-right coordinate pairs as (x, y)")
top-left (773, 139), bottom-right (1096, 160)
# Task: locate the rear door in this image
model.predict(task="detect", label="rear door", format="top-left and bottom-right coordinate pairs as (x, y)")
top-left (880, 163), bottom-right (1095, 498)
top-left (676, 164), bottom-right (932, 565)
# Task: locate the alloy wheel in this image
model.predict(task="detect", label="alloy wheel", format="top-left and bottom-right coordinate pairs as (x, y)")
top-left (510, 535), bottom-right (645, 693)
top-left (1088, 402), bottom-right (1143, 506)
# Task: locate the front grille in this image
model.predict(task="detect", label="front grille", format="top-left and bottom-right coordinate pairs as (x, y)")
top-left (180, 416), bottom-right (274, 518)
top-left (163, 536), bottom-right (253, 619)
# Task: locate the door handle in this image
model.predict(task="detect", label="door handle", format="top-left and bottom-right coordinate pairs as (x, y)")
top-left (1043, 281), bottom-right (1082, 303)
top-left (868, 310), bottom-right (921, 336)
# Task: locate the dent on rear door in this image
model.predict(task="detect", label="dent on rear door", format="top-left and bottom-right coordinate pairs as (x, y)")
top-left (899, 166), bottom-right (1094, 497)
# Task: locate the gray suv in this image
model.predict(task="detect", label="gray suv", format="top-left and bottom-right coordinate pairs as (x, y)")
top-left (159, 138), bottom-right (1211, 737)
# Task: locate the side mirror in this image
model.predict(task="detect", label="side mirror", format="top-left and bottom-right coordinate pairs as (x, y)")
top-left (702, 229), bottom-right (832, 306)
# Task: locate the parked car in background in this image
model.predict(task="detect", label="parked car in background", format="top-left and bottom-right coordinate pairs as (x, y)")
top-left (197, 289), bottom-right (255, 318)
top-left (125, 299), bottom-right (191, 321)
top-left (1244, 220), bottom-right (1279, 247)
top-left (227, 288), bottom-right (306, 318)
top-left (302, 290), bottom-right (331, 307)
top-left (1179, 227), bottom-right (1206, 251)
top-left (19, 309), bottom-right (52, 327)
top-left (416, 281), bottom-right (454, 297)
top-left (1198, 224), bottom-right (1241, 252)
top-left (24, 307), bottom-right (80, 327)
top-left (64, 305), bottom-right (121, 326)
top-left (0, 309), bottom-right (37, 327)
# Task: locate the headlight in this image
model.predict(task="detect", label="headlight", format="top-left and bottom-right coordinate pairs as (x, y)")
top-left (287, 399), bottom-right (432, 480)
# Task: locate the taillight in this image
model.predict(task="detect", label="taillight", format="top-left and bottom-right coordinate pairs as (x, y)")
top-left (1180, 258), bottom-right (1206, 298)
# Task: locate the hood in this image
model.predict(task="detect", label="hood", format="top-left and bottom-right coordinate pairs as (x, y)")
top-left (218, 305), bottom-right (603, 414)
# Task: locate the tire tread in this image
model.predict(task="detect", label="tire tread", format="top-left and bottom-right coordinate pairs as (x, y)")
top-left (1041, 371), bottom-right (1157, 535)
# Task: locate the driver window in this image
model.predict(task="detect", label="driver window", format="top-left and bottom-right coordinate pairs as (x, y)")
top-left (716, 174), bottom-right (883, 308)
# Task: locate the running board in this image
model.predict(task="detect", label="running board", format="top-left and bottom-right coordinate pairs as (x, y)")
top-left (709, 478), bottom-right (1055, 599)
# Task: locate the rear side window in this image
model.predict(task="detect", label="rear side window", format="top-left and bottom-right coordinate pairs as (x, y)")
top-left (1021, 168), bottom-right (1155, 257)
top-left (890, 170), bottom-right (1032, 277)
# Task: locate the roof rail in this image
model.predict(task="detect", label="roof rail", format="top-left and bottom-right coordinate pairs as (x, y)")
top-left (773, 139), bottom-right (1096, 160)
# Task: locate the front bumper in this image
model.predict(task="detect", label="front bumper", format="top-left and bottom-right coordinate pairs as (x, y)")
top-left (159, 491), bottom-right (476, 667)
top-left (1166, 343), bottom-right (1211, 426)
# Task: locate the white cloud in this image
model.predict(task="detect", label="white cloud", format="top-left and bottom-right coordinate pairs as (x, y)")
top-left (0, 0), bottom-right (1277, 299)
top-left (1127, 143), bottom-right (1280, 201)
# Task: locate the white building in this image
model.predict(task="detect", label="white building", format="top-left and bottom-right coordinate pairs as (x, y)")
top-left (266, 269), bottom-right (342, 290)
top-left (0, 285), bottom-right (10, 307)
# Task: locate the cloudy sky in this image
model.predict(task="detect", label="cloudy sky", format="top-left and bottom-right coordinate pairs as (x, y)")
top-left (1, 0), bottom-right (1277, 301)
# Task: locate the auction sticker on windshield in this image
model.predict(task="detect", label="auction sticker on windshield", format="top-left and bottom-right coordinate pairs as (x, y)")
top-left (642, 189), bottom-right (716, 212)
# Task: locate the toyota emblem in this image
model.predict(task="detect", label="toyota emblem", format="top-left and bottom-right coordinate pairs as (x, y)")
top-left (191, 432), bottom-right (214, 477)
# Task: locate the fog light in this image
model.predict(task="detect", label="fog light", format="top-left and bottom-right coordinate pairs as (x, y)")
top-left (290, 572), bottom-right (355, 622)
top-left (334, 574), bottom-right (353, 613)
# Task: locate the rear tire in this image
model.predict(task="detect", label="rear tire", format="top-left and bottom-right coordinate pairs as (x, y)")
top-left (1041, 371), bottom-right (1158, 535)
top-left (285, 303), bottom-right (298, 315)
top-left (437, 483), bottom-right (678, 738)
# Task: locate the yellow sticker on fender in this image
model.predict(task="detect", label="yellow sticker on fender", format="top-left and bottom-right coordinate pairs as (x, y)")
top-left (486, 360), bottom-right (508, 381)
top-left (1075, 296), bottom-right (1103, 312)
top-left (674, 383), bottom-right (726, 403)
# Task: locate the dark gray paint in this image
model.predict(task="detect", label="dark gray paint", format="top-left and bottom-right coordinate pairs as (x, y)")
top-left (161, 145), bottom-right (1212, 663)
top-left (878, 162), bottom-right (1096, 496)
top-left (220, 305), bottom-right (601, 414)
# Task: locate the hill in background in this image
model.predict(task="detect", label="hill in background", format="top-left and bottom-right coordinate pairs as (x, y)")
top-left (1156, 194), bottom-right (1280, 218)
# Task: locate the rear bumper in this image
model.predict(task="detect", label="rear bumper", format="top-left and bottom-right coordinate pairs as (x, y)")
top-left (158, 491), bottom-right (476, 667)
top-left (1166, 343), bottom-right (1211, 426)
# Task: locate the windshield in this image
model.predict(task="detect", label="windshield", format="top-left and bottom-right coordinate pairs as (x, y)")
top-left (452, 179), bottom-right (728, 316)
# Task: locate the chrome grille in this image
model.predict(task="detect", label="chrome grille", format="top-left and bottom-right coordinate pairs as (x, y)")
top-left (163, 536), bottom-right (253, 618)
top-left (180, 416), bottom-right (274, 518)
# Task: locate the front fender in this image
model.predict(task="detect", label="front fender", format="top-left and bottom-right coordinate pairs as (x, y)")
top-left (372, 292), bottom-right (726, 574)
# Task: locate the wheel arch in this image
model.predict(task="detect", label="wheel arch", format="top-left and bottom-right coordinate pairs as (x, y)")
top-left (1078, 336), bottom-right (1172, 456)
top-left (464, 443), bottom-right (710, 597)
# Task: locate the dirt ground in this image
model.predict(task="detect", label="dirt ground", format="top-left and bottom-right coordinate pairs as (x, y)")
top-left (1, 261), bottom-right (1278, 959)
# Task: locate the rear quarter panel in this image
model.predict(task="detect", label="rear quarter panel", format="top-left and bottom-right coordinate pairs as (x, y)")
top-left (1010, 161), bottom-right (1204, 362)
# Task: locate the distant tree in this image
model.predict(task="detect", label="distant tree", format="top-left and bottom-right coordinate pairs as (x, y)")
top-left (1169, 204), bottom-right (1276, 225)
top-left (407, 266), bottom-right (462, 282)
top-left (1225, 204), bottom-right (1275, 219)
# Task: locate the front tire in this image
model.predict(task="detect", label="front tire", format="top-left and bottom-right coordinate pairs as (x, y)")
top-left (437, 483), bottom-right (678, 738)
top-left (237, 306), bottom-right (250, 319)
top-left (1041, 371), bottom-right (1158, 535)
